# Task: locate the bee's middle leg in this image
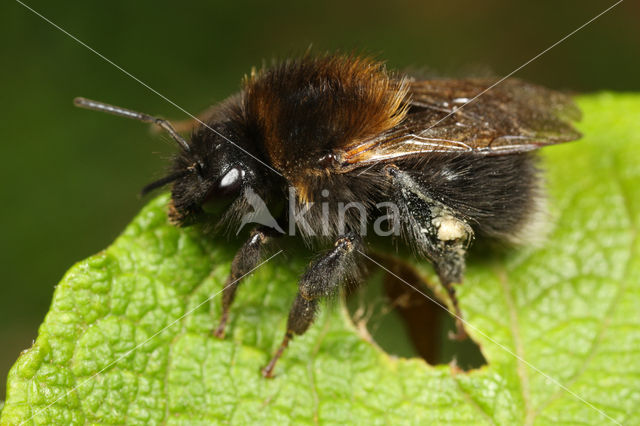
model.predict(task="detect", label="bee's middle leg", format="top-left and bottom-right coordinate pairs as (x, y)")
top-left (262, 233), bottom-right (361, 378)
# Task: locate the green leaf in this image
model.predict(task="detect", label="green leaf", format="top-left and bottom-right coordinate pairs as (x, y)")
top-left (1, 93), bottom-right (639, 425)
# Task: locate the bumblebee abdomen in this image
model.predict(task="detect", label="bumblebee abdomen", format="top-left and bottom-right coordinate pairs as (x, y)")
top-left (405, 152), bottom-right (544, 243)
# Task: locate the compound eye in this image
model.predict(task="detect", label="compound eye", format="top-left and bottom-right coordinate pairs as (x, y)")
top-left (217, 167), bottom-right (243, 195)
top-left (202, 167), bottom-right (244, 213)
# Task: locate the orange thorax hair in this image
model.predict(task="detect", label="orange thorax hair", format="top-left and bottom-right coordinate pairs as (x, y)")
top-left (243, 55), bottom-right (409, 202)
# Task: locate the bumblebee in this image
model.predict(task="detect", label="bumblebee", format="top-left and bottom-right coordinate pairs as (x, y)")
top-left (75, 54), bottom-right (580, 377)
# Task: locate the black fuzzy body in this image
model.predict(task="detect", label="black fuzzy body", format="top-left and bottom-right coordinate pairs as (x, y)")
top-left (169, 56), bottom-right (544, 247)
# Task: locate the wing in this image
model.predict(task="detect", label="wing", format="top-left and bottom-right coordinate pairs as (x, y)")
top-left (341, 78), bottom-right (581, 169)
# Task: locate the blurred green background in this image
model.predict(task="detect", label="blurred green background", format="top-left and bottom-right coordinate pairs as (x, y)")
top-left (1, 0), bottom-right (638, 400)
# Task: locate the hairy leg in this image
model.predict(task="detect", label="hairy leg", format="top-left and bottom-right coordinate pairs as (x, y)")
top-left (262, 233), bottom-right (360, 378)
top-left (385, 165), bottom-right (472, 340)
top-left (214, 226), bottom-right (276, 338)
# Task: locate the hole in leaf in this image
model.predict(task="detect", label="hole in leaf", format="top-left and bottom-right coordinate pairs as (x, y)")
top-left (346, 254), bottom-right (486, 371)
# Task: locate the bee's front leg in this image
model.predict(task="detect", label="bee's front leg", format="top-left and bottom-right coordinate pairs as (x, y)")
top-left (214, 226), bottom-right (276, 338)
top-left (262, 233), bottom-right (361, 378)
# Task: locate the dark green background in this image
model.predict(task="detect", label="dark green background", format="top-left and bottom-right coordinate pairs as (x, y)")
top-left (1, 0), bottom-right (638, 400)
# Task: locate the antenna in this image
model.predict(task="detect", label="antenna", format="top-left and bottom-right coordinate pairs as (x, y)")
top-left (140, 169), bottom-right (191, 196)
top-left (73, 97), bottom-right (191, 152)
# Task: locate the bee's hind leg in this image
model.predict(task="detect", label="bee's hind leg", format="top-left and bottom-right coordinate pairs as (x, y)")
top-left (384, 165), bottom-right (472, 340)
top-left (434, 250), bottom-right (469, 341)
top-left (262, 233), bottom-right (361, 378)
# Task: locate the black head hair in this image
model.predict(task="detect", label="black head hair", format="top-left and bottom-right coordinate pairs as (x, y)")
top-left (167, 119), bottom-right (271, 228)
